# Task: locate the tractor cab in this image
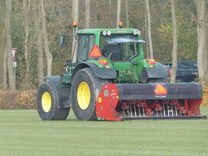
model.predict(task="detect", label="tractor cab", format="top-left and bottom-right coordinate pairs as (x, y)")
top-left (72, 28), bottom-right (144, 63)
top-left (69, 28), bottom-right (150, 83)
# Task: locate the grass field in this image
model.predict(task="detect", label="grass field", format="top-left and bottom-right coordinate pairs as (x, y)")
top-left (0, 107), bottom-right (208, 156)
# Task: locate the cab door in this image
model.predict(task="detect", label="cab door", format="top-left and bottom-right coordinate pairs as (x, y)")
top-left (76, 34), bottom-right (95, 63)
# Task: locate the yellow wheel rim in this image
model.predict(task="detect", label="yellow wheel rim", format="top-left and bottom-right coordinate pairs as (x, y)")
top-left (77, 82), bottom-right (91, 110)
top-left (41, 92), bottom-right (52, 112)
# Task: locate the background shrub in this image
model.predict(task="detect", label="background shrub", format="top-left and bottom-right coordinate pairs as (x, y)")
top-left (0, 90), bottom-right (36, 109)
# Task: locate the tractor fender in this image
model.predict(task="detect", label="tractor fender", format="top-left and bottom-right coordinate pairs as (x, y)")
top-left (44, 76), bottom-right (71, 108)
top-left (140, 62), bottom-right (168, 82)
top-left (73, 62), bottom-right (117, 79)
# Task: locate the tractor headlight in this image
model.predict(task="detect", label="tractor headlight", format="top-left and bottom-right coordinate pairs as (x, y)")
top-left (133, 30), bottom-right (138, 35)
top-left (102, 31), bottom-right (107, 36)
top-left (107, 31), bottom-right (111, 36)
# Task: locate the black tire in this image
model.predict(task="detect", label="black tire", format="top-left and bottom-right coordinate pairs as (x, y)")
top-left (36, 81), bottom-right (70, 120)
top-left (71, 68), bottom-right (104, 121)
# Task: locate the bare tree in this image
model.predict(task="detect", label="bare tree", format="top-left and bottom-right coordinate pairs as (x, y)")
top-left (1, 1), bottom-right (7, 89)
top-left (85, 0), bottom-right (91, 28)
top-left (170, 0), bottom-right (178, 83)
top-left (109, 0), bottom-right (112, 17)
top-left (40, 0), bottom-right (53, 76)
top-left (72, 0), bottom-right (79, 25)
top-left (3, 44), bottom-right (7, 89)
top-left (5, 0), bottom-right (15, 90)
top-left (72, 0), bottom-right (79, 62)
top-left (125, 0), bottom-right (129, 28)
top-left (144, 0), bottom-right (149, 58)
top-left (145, 0), bottom-right (154, 59)
top-left (194, 0), bottom-right (208, 86)
top-left (116, 0), bottom-right (121, 28)
top-left (34, 1), bottom-right (44, 84)
top-left (23, 0), bottom-right (31, 86)
top-left (0, 0), bottom-right (6, 88)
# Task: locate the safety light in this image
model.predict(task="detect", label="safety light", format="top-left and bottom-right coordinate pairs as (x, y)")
top-left (99, 59), bottom-right (108, 65)
top-left (154, 84), bottom-right (167, 95)
top-left (72, 21), bottom-right (78, 28)
top-left (146, 59), bottom-right (156, 65)
top-left (118, 21), bottom-right (123, 28)
top-left (90, 45), bottom-right (102, 58)
top-left (133, 30), bottom-right (141, 35)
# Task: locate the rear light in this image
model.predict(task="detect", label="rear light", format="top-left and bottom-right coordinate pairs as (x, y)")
top-left (99, 60), bottom-right (108, 65)
top-left (146, 59), bottom-right (156, 65)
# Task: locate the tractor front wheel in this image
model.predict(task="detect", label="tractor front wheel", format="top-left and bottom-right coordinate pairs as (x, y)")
top-left (71, 68), bottom-right (104, 121)
top-left (36, 82), bottom-right (70, 120)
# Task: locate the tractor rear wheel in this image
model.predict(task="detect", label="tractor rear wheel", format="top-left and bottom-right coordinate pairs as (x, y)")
top-left (36, 82), bottom-right (70, 120)
top-left (71, 68), bottom-right (104, 121)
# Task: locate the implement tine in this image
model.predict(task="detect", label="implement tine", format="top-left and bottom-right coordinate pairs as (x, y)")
top-left (143, 107), bottom-right (145, 117)
top-left (138, 107), bottom-right (141, 117)
top-left (134, 105), bottom-right (137, 116)
top-left (175, 105), bottom-right (177, 116)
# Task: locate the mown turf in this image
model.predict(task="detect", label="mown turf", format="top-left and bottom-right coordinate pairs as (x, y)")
top-left (0, 107), bottom-right (208, 156)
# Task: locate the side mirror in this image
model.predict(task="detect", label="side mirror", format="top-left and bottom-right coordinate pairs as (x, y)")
top-left (59, 35), bottom-right (65, 46)
top-left (64, 59), bottom-right (72, 67)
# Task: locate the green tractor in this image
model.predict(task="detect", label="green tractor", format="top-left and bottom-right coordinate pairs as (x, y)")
top-left (36, 27), bottom-right (205, 121)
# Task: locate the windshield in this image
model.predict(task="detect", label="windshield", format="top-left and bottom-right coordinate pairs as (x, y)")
top-left (100, 34), bottom-right (143, 61)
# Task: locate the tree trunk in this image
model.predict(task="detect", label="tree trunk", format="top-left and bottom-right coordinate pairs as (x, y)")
top-left (72, 0), bottom-right (79, 63)
top-left (34, 1), bottom-right (44, 84)
top-left (5, 0), bottom-right (15, 90)
top-left (116, 0), bottom-right (121, 28)
top-left (125, 0), bottom-right (129, 28)
top-left (72, 0), bottom-right (79, 25)
top-left (40, 0), bottom-right (53, 76)
top-left (85, 0), bottom-right (90, 28)
top-left (194, 0), bottom-right (208, 86)
top-left (0, 0), bottom-right (6, 88)
top-left (23, 0), bottom-right (31, 87)
top-left (109, 0), bottom-right (112, 17)
top-left (1, 1), bottom-right (7, 89)
top-left (144, 1), bottom-right (149, 58)
top-left (3, 45), bottom-right (7, 89)
top-left (170, 0), bottom-right (178, 83)
top-left (145, 0), bottom-right (154, 59)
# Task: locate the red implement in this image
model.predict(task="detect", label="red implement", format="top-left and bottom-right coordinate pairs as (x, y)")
top-left (96, 83), bottom-right (206, 121)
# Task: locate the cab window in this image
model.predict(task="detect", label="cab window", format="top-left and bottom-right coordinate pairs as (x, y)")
top-left (77, 34), bottom-right (95, 63)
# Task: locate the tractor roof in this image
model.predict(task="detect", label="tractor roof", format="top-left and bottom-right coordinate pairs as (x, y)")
top-left (77, 28), bottom-right (140, 35)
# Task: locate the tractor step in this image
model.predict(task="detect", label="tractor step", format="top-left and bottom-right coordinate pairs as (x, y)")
top-left (122, 116), bottom-right (207, 120)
